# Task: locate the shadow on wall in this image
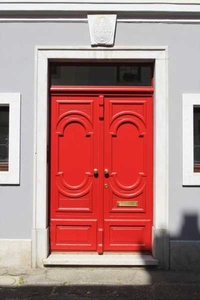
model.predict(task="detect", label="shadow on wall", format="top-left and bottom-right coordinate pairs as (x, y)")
top-left (1, 215), bottom-right (200, 299)
top-left (153, 213), bottom-right (200, 270)
top-left (1, 216), bottom-right (200, 299)
top-left (171, 214), bottom-right (200, 240)
top-left (150, 213), bottom-right (200, 270)
top-left (169, 213), bottom-right (200, 271)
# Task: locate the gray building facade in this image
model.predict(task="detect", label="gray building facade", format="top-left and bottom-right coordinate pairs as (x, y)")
top-left (0, 1), bottom-right (200, 270)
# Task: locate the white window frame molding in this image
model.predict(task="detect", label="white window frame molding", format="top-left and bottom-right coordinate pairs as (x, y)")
top-left (0, 93), bottom-right (21, 184)
top-left (32, 46), bottom-right (169, 268)
top-left (182, 94), bottom-right (200, 186)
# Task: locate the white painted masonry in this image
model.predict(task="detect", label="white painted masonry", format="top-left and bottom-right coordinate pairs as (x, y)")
top-left (32, 46), bottom-right (169, 267)
top-left (0, 93), bottom-right (21, 184)
top-left (0, 239), bottom-right (31, 268)
top-left (87, 15), bottom-right (117, 46)
top-left (182, 94), bottom-right (200, 186)
top-left (1, 1), bottom-right (200, 14)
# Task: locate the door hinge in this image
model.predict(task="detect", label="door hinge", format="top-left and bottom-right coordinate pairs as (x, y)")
top-left (99, 95), bottom-right (104, 120)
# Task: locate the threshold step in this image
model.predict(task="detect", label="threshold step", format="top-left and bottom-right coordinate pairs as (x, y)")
top-left (43, 253), bottom-right (158, 266)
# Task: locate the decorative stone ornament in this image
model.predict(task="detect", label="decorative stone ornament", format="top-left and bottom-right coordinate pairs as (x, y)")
top-left (88, 15), bottom-right (117, 46)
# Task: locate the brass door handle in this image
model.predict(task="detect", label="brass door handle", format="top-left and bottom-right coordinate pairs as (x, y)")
top-left (104, 169), bottom-right (109, 175)
top-left (94, 168), bottom-right (98, 175)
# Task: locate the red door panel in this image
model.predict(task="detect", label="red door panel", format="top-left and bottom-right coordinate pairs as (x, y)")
top-left (103, 96), bottom-right (153, 251)
top-left (51, 220), bottom-right (97, 251)
top-left (50, 95), bottom-right (100, 251)
top-left (104, 220), bottom-right (152, 251)
top-left (50, 90), bottom-right (153, 253)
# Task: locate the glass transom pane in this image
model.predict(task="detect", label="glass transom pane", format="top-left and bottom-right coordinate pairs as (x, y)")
top-left (50, 63), bottom-right (153, 86)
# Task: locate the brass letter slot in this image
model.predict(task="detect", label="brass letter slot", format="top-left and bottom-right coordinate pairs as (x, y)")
top-left (117, 201), bottom-right (138, 207)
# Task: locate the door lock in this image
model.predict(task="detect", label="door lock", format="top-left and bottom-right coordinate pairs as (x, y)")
top-left (104, 169), bottom-right (109, 175)
top-left (94, 168), bottom-right (98, 175)
top-left (104, 183), bottom-right (108, 188)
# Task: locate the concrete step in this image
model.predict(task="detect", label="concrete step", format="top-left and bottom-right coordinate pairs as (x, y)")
top-left (43, 252), bottom-right (158, 266)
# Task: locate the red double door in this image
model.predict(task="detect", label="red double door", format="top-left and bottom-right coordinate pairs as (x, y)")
top-left (50, 88), bottom-right (153, 253)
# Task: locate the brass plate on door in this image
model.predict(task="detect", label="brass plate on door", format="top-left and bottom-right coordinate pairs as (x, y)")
top-left (104, 183), bottom-right (108, 188)
top-left (117, 201), bottom-right (138, 207)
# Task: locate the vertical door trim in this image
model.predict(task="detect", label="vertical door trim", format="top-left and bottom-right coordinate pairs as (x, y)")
top-left (32, 46), bottom-right (169, 268)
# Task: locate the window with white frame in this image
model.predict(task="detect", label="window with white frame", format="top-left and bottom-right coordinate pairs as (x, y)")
top-left (0, 93), bottom-right (21, 184)
top-left (183, 94), bottom-right (200, 185)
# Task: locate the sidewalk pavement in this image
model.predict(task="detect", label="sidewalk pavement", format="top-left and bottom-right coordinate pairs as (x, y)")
top-left (1, 267), bottom-right (200, 299)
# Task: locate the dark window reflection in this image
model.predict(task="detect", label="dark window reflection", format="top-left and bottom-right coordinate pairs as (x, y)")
top-left (50, 63), bottom-right (153, 87)
top-left (0, 106), bottom-right (9, 171)
top-left (194, 107), bottom-right (200, 172)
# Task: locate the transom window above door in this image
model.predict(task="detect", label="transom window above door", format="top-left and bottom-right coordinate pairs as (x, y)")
top-left (50, 63), bottom-right (153, 87)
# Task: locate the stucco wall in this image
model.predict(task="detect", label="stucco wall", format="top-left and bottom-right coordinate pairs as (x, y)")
top-left (0, 21), bottom-right (200, 240)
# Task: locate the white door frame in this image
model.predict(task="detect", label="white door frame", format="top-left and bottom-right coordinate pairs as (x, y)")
top-left (32, 46), bottom-right (169, 268)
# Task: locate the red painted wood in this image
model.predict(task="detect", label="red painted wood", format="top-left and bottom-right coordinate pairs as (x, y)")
top-left (104, 220), bottom-right (151, 251)
top-left (50, 89), bottom-right (153, 252)
top-left (51, 220), bottom-right (97, 251)
top-left (50, 94), bottom-right (100, 251)
top-left (103, 95), bottom-right (153, 251)
top-left (50, 86), bottom-right (154, 93)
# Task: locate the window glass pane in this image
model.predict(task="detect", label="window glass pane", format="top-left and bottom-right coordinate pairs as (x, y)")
top-left (50, 63), bottom-right (153, 86)
top-left (0, 106), bottom-right (9, 171)
top-left (194, 107), bottom-right (200, 172)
